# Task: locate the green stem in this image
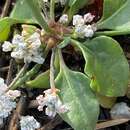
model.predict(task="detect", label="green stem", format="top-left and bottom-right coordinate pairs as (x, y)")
top-left (50, 0), bottom-right (55, 20)
top-left (10, 46), bottom-right (50, 90)
top-left (95, 30), bottom-right (130, 36)
top-left (10, 64), bottom-right (41, 90)
top-left (7, 63), bottom-right (29, 90)
top-left (50, 48), bottom-right (56, 89)
top-left (58, 48), bottom-right (66, 68)
top-left (26, 0), bottom-right (52, 33)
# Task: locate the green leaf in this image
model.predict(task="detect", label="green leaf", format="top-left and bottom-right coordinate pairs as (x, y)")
top-left (72, 36), bottom-right (129, 97)
top-left (98, 0), bottom-right (126, 23)
top-left (0, 17), bottom-right (24, 42)
top-left (55, 56), bottom-right (99, 130)
top-left (0, 16), bottom-right (37, 42)
top-left (26, 70), bottom-right (50, 88)
top-left (97, 0), bottom-right (130, 35)
top-left (96, 93), bottom-right (116, 108)
top-left (10, 0), bottom-right (37, 23)
top-left (67, 0), bottom-right (90, 21)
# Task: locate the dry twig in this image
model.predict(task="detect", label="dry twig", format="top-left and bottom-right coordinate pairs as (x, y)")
top-left (8, 96), bottom-right (28, 130)
top-left (1, 0), bottom-right (11, 17)
top-left (96, 118), bottom-right (130, 130)
top-left (6, 59), bottom-right (14, 85)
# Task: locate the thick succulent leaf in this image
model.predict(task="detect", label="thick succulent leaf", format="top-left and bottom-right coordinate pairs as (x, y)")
top-left (72, 36), bottom-right (129, 97)
top-left (97, 0), bottom-right (130, 35)
top-left (96, 93), bottom-right (116, 108)
top-left (0, 17), bottom-right (26, 42)
top-left (67, 0), bottom-right (90, 21)
top-left (98, 0), bottom-right (126, 23)
top-left (26, 70), bottom-right (50, 88)
top-left (0, 17), bottom-right (37, 42)
top-left (55, 60), bottom-right (99, 130)
top-left (10, 0), bottom-right (37, 23)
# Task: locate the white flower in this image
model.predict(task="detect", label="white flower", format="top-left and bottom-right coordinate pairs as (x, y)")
top-left (6, 90), bottom-right (21, 100)
top-left (0, 78), bottom-right (8, 94)
top-left (0, 77), bottom-right (18, 125)
top-left (2, 41), bottom-right (13, 52)
top-left (73, 15), bottom-right (84, 26)
top-left (83, 25), bottom-right (94, 38)
top-left (11, 50), bottom-right (25, 59)
top-left (0, 96), bottom-right (15, 126)
top-left (59, 0), bottom-right (66, 5)
top-left (23, 50), bottom-right (44, 64)
top-left (36, 89), bottom-right (69, 117)
top-left (74, 24), bottom-right (95, 38)
top-left (91, 23), bottom-right (97, 32)
top-left (12, 34), bottom-right (25, 47)
top-left (43, 0), bottom-right (66, 5)
top-left (0, 94), bottom-right (16, 120)
top-left (43, 0), bottom-right (48, 2)
top-left (54, 0), bottom-right (66, 5)
top-left (75, 25), bottom-right (86, 38)
top-left (26, 32), bottom-right (41, 49)
top-left (2, 32), bottom-right (44, 64)
top-left (84, 13), bottom-right (95, 23)
top-left (59, 14), bottom-right (68, 24)
top-left (20, 116), bottom-right (40, 130)
top-left (110, 102), bottom-right (130, 119)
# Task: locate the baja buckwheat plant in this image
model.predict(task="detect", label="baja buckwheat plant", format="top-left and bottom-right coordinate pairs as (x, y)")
top-left (0, 0), bottom-right (130, 130)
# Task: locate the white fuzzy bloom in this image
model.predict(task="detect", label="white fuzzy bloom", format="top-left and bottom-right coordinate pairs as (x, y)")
top-left (91, 23), bottom-right (97, 32)
top-left (26, 32), bottom-right (41, 49)
top-left (2, 32), bottom-right (44, 64)
top-left (36, 89), bottom-right (69, 117)
top-left (6, 90), bottom-right (21, 100)
top-left (73, 15), bottom-right (84, 26)
top-left (23, 50), bottom-right (44, 64)
top-left (43, 0), bottom-right (66, 5)
top-left (43, 0), bottom-right (48, 2)
top-left (59, 14), bottom-right (68, 24)
top-left (55, 0), bottom-right (66, 5)
top-left (0, 77), bottom-right (18, 126)
top-left (110, 102), bottom-right (130, 119)
top-left (11, 50), bottom-right (25, 59)
top-left (0, 78), bottom-right (8, 94)
top-left (83, 25), bottom-right (94, 38)
top-left (59, 0), bottom-right (66, 5)
top-left (74, 24), bottom-right (96, 38)
top-left (84, 13), bottom-right (95, 23)
top-left (12, 34), bottom-right (25, 47)
top-left (0, 94), bottom-right (16, 122)
top-left (2, 41), bottom-right (13, 52)
top-left (75, 25), bottom-right (86, 38)
top-left (20, 116), bottom-right (40, 130)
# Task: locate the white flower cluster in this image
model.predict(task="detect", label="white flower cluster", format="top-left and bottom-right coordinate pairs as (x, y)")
top-left (73, 13), bottom-right (96, 38)
top-left (36, 89), bottom-right (68, 117)
top-left (110, 102), bottom-right (130, 119)
top-left (59, 14), bottom-right (68, 24)
top-left (20, 116), bottom-right (40, 130)
top-left (0, 78), bottom-right (21, 125)
top-left (2, 32), bottom-right (44, 64)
